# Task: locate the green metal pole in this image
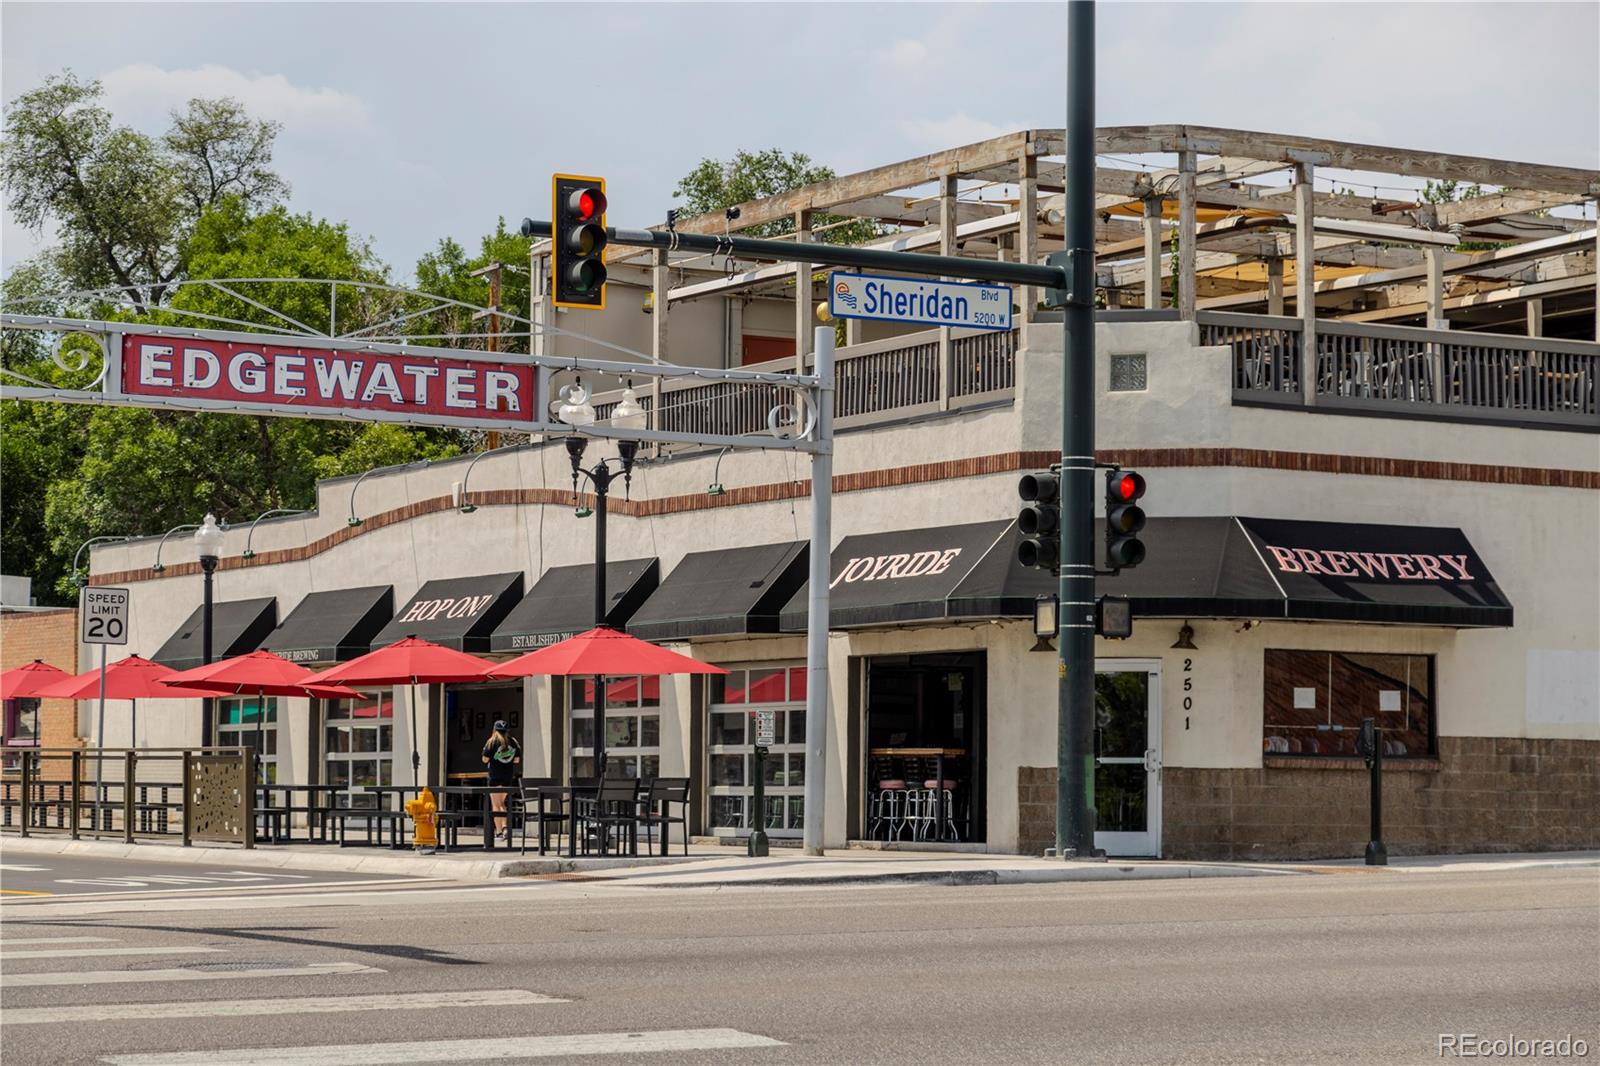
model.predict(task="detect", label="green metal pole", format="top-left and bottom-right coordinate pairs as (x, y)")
top-left (1056, 0), bottom-right (1099, 859)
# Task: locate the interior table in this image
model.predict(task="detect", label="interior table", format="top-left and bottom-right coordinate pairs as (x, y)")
top-left (869, 747), bottom-right (967, 842)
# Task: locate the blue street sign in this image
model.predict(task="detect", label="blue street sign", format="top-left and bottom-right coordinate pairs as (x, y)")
top-left (828, 272), bottom-right (1013, 331)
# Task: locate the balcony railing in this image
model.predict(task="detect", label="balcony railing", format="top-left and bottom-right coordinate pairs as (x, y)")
top-left (1199, 312), bottom-right (1598, 430)
top-left (595, 327), bottom-right (1019, 438)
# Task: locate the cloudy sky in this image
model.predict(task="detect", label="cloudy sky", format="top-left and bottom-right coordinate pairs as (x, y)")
top-left (4, 2), bottom-right (1596, 284)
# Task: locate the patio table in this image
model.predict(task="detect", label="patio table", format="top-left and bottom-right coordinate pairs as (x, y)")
top-left (255, 784), bottom-right (346, 843)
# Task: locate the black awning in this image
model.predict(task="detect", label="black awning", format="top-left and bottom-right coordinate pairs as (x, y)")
top-left (150, 597), bottom-right (278, 670)
top-left (1229, 516), bottom-right (1512, 627)
top-left (779, 516), bottom-right (1512, 631)
top-left (779, 521), bottom-right (1013, 630)
top-left (490, 558), bottom-right (658, 653)
top-left (628, 542), bottom-right (808, 642)
top-left (370, 572), bottom-right (523, 652)
top-left (257, 585), bottom-right (394, 665)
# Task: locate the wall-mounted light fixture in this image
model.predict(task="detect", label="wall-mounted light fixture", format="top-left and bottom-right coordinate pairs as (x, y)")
top-left (150, 523), bottom-right (201, 573)
top-left (242, 509), bottom-right (308, 559)
top-left (1170, 622), bottom-right (1197, 650)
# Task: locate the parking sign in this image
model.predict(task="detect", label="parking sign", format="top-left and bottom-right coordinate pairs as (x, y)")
top-left (81, 587), bottom-right (131, 646)
top-left (753, 708), bottom-right (776, 747)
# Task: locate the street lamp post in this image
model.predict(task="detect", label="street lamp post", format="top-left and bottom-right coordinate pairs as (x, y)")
top-left (557, 383), bottom-right (646, 779)
top-left (193, 514), bottom-right (224, 752)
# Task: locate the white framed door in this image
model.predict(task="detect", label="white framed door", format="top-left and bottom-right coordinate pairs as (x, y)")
top-left (1094, 659), bottom-right (1162, 857)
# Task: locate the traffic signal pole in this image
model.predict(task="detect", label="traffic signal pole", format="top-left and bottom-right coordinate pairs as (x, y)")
top-left (524, 9), bottom-right (1101, 853)
top-left (1056, 0), bottom-right (1100, 859)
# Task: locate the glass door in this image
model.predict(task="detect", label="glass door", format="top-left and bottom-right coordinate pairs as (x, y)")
top-left (1094, 661), bottom-right (1161, 857)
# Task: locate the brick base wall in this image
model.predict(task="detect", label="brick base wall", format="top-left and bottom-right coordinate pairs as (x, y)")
top-left (1, 609), bottom-right (81, 754)
top-left (1017, 736), bottom-right (1600, 860)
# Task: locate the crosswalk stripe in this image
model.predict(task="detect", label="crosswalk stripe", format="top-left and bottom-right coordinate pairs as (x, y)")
top-left (0, 945), bottom-right (222, 960)
top-left (0, 936), bottom-right (118, 945)
top-left (0, 863), bottom-right (50, 871)
top-left (3, 960), bottom-right (380, 988)
top-left (5, 989), bottom-right (564, 1025)
top-left (101, 1028), bottom-right (786, 1065)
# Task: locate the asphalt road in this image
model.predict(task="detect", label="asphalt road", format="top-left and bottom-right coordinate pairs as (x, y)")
top-left (2, 862), bottom-right (1596, 1065)
top-left (0, 854), bottom-right (438, 897)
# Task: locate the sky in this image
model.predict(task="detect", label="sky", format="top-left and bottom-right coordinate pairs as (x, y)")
top-left (4, 2), bottom-right (1597, 286)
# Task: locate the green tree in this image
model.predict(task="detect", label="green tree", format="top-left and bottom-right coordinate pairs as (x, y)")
top-left (673, 148), bottom-right (879, 244)
top-left (2, 71), bottom-right (287, 309)
top-left (412, 218), bottom-right (532, 353)
top-left (6, 203), bottom-right (465, 603)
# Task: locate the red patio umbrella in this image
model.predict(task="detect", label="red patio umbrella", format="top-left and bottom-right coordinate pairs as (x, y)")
top-left (162, 651), bottom-right (366, 780)
top-left (316, 637), bottom-right (496, 784)
top-left (489, 626), bottom-right (725, 777)
top-left (487, 627), bottom-right (728, 679)
top-left (35, 654), bottom-right (198, 827)
top-left (1, 659), bottom-right (71, 700)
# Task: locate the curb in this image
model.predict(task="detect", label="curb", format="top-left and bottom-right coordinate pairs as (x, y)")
top-left (0, 834), bottom-right (701, 882)
top-left (626, 863), bottom-right (1293, 889)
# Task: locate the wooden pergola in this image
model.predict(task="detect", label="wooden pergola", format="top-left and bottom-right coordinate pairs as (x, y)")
top-left (587, 125), bottom-right (1597, 365)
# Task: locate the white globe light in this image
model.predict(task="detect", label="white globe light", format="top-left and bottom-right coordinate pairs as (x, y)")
top-left (611, 386), bottom-right (647, 432)
top-left (555, 382), bottom-right (596, 427)
top-left (192, 513), bottom-right (224, 562)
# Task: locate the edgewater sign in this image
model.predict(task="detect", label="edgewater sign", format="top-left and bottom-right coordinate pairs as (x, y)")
top-left (121, 334), bottom-right (534, 424)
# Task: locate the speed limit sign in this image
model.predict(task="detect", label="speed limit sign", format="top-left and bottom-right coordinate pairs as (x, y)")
top-left (81, 587), bottom-right (130, 646)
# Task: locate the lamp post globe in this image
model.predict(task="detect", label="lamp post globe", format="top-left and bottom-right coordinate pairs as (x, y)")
top-left (192, 513), bottom-right (224, 564)
top-left (193, 513), bottom-right (223, 748)
top-left (611, 385), bottom-right (647, 433)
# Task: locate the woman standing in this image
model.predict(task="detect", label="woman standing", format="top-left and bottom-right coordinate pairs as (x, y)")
top-left (481, 719), bottom-right (522, 842)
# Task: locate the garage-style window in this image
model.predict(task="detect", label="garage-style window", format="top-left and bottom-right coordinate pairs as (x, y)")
top-left (1263, 650), bottom-right (1434, 758)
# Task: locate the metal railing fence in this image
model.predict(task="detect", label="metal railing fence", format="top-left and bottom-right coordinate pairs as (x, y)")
top-left (0, 746), bottom-right (255, 847)
top-left (1199, 311), bottom-right (1598, 429)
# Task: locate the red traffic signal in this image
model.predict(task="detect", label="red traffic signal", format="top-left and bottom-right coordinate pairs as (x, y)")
top-left (553, 174), bottom-right (608, 309)
top-left (1104, 468), bottom-right (1148, 569)
top-left (1109, 471), bottom-right (1145, 503)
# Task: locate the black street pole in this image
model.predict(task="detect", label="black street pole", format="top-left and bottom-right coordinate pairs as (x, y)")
top-left (200, 557), bottom-right (216, 749)
top-left (1362, 717), bottom-right (1388, 865)
top-left (1056, 0), bottom-right (1099, 860)
top-left (592, 463), bottom-right (609, 780)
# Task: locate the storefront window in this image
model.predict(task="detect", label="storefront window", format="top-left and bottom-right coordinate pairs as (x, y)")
top-left (570, 676), bottom-right (661, 779)
top-left (325, 692), bottom-right (394, 808)
top-left (3, 698), bottom-right (41, 771)
top-left (216, 696), bottom-right (279, 783)
top-left (1263, 649), bottom-right (1435, 758)
top-left (707, 663), bottom-right (806, 838)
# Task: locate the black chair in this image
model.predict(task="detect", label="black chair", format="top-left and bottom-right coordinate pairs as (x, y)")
top-left (636, 777), bottom-right (690, 856)
top-left (434, 790), bottom-right (482, 851)
top-left (576, 777), bottom-right (640, 856)
top-left (513, 777), bottom-right (559, 855)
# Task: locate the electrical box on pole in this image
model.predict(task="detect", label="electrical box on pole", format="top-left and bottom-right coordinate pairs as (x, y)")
top-left (551, 174), bottom-right (608, 309)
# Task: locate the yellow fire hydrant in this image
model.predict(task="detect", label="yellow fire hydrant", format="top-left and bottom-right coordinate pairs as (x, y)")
top-left (404, 786), bottom-right (438, 851)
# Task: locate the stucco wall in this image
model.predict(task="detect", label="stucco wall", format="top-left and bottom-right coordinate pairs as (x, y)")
top-left (81, 318), bottom-right (1599, 852)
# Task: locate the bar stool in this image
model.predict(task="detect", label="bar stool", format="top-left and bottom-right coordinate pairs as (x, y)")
top-left (868, 756), bottom-right (908, 841)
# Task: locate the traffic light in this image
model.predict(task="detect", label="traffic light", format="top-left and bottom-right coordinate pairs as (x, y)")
top-left (1104, 469), bottom-right (1147, 569)
top-left (1017, 468), bottom-right (1061, 572)
top-left (552, 174), bottom-right (607, 309)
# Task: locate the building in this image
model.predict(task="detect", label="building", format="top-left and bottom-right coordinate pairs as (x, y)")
top-left (1, 577), bottom-right (82, 769)
top-left (81, 127), bottom-right (1599, 859)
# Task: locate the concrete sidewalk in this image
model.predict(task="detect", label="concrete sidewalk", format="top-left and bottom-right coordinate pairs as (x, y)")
top-left (5, 833), bottom-right (1594, 888)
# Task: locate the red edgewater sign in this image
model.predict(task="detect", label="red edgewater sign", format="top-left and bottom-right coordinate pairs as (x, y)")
top-left (120, 334), bottom-right (533, 422)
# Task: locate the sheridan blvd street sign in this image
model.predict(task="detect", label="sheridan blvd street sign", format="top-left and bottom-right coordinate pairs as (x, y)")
top-left (828, 272), bottom-right (1012, 331)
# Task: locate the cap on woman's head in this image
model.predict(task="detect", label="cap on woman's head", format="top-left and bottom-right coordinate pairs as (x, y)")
top-left (493, 719), bottom-right (508, 732)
